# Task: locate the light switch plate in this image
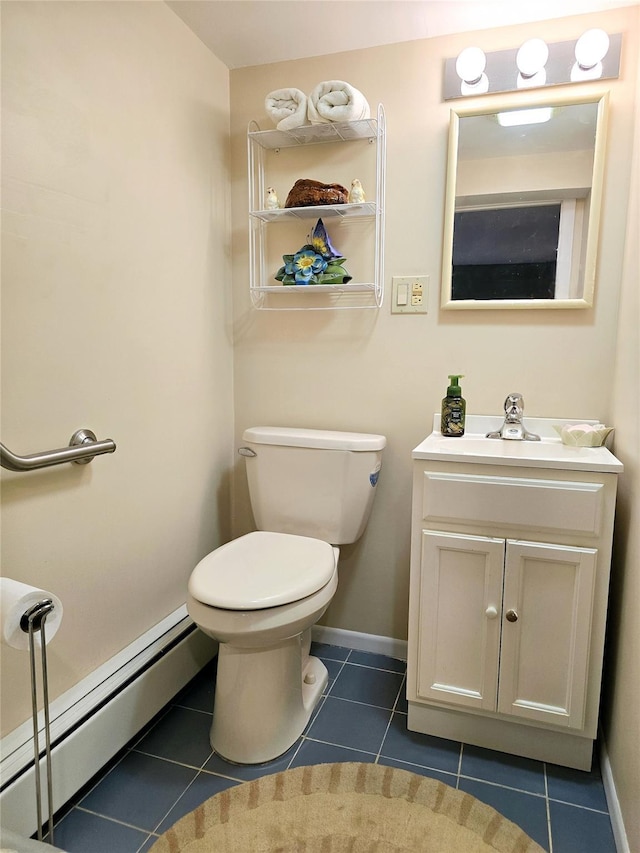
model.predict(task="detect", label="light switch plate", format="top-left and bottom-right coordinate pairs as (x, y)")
top-left (391, 276), bottom-right (429, 313)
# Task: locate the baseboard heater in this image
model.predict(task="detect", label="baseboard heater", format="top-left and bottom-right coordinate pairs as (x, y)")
top-left (0, 605), bottom-right (217, 838)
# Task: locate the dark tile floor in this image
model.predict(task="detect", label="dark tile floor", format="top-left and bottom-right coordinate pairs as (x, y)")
top-left (45, 643), bottom-right (616, 852)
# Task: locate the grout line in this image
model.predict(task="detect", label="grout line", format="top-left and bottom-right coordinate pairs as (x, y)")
top-left (457, 774), bottom-right (547, 799)
top-left (148, 749), bottom-right (218, 835)
top-left (331, 660), bottom-right (407, 675)
top-left (313, 693), bottom-right (401, 712)
top-left (546, 797), bottom-right (611, 814)
top-left (375, 754), bottom-right (459, 782)
top-left (544, 762), bottom-right (554, 853)
top-left (301, 736), bottom-right (379, 759)
top-left (136, 833), bottom-right (158, 853)
top-left (129, 747), bottom-right (216, 777)
top-left (74, 804), bottom-right (153, 836)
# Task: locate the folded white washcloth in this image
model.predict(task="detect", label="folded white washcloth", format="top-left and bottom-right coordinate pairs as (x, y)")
top-left (264, 88), bottom-right (308, 131)
top-left (308, 80), bottom-right (370, 124)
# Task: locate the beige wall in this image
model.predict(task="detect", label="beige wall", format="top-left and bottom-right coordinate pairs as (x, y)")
top-left (0, 2), bottom-right (234, 734)
top-left (604, 33), bottom-right (640, 852)
top-left (230, 7), bottom-right (637, 638)
top-left (230, 9), bottom-right (639, 847)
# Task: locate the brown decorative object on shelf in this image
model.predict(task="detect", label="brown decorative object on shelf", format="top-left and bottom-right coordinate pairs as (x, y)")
top-left (285, 178), bottom-right (349, 208)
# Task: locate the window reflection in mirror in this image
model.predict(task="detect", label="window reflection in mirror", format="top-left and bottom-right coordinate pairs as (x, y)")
top-left (441, 94), bottom-right (608, 310)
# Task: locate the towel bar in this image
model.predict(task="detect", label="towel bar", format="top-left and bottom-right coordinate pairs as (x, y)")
top-left (0, 429), bottom-right (116, 472)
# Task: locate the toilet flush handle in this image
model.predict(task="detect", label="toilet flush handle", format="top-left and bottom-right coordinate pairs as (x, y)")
top-left (238, 447), bottom-right (257, 457)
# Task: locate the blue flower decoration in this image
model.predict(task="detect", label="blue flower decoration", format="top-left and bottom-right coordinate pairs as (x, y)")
top-left (285, 248), bottom-right (328, 284)
top-left (309, 218), bottom-right (341, 260)
top-left (274, 220), bottom-right (351, 286)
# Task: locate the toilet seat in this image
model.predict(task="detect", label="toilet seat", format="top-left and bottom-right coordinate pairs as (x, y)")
top-left (188, 531), bottom-right (336, 610)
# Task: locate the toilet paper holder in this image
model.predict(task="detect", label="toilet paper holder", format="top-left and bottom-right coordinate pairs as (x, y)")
top-left (22, 599), bottom-right (56, 844)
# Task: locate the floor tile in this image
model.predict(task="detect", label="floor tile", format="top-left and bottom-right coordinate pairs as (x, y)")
top-left (306, 696), bottom-right (392, 753)
top-left (291, 739), bottom-right (376, 768)
top-left (461, 743), bottom-right (546, 795)
top-left (329, 663), bottom-right (404, 709)
top-left (458, 777), bottom-right (550, 851)
top-left (395, 677), bottom-right (408, 713)
top-left (50, 809), bottom-right (148, 853)
top-left (38, 644), bottom-right (615, 853)
top-left (173, 659), bottom-right (217, 714)
top-left (546, 761), bottom-right (609, 811)
top-left (347, 650), bottom-right (407, 673)
top-left (380, 713), bottom-right (460, 774)
top-left (78, 752), bottom-right (197, 832)
top-left (133, 706), bottom-right (213, 768)
top-left (321, 657), bottom-right (345, 691)
top-left (310, 642), bottom-right (350, 661)
top-left (155, 771), bottom-right (239, 834)
top-left (549, 800), bottom-right (616, 853)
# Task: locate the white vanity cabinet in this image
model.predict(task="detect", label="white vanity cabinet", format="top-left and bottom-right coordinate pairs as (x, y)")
top-left (407, 417), bottom-right (622, 770)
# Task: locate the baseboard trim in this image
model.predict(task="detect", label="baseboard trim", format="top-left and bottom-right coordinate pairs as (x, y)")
top-left (0, 613), bottom-right (216, 838)
top-left (599, 736), bottom-right (630, 853)
top-left (312, 625), bottom-right (407, 660)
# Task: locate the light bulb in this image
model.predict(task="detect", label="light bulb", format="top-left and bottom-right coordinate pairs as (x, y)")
top-left (570, 61), bottom-right (604, 82)
top-left (455, 47), bottom-right (486, 84)
top-left (460, 74), bottom-right (489, 96)
top-left (517, 68), bottom-right (547, 89)
top-left (516, 38), bottom-right (549, 78)
top-left (575, 28), bottom-right (610, 70)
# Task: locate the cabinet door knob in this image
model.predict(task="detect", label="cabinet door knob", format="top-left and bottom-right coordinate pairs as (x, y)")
top-left (505, 609), bottom-right (519, 623)
top-left (485, 606), bottom-right (498, 619)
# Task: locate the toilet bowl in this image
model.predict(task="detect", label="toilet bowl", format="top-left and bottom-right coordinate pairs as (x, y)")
top-left (187, 531), bottom-right (339, 764)
top-left (187, 426), bottom-right (386, 764)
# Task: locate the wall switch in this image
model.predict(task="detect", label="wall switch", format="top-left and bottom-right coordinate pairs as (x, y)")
top-left (391, 276), bottom-right (429, 314)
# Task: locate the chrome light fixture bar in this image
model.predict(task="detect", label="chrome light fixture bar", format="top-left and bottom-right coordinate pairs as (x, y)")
top-left (444, 31), bottom-right (621, 100)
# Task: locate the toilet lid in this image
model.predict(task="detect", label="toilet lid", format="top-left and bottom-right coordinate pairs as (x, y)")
top-left (188, 531), bottom-right (336, 610)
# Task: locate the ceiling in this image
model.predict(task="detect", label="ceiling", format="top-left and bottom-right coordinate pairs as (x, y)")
top-left (166, 0), bottom-right (638, 69)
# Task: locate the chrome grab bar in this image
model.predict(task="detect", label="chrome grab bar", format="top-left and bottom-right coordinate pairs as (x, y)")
top-left (0, 428), bottom-right (116, 472)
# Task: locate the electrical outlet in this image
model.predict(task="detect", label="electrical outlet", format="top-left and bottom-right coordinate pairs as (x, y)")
top-left (391, 276), bottom-right (429, 314)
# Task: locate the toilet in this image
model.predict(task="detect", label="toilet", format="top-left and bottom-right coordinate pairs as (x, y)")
top-left (187, 426), bottom-right (386, 764)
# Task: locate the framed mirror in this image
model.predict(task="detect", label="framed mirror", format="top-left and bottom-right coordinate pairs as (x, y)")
top-left (441, 92), bottom-right (609, 309)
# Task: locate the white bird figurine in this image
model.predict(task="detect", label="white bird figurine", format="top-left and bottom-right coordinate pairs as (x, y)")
top-left (349, 178), bottom-right (366, 204)
top-left (266, 186), bottom-right (280, 210)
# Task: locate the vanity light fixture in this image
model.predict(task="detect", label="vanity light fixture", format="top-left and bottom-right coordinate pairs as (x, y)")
top-left (444, 30), bottom-right (621, 100)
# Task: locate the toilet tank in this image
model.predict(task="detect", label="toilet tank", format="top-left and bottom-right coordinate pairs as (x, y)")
top-left (241, 427), bottom-right (386, 544)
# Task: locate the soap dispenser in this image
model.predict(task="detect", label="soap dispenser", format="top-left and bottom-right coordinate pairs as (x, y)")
top-left (441, 375), bottom-right (466, 437)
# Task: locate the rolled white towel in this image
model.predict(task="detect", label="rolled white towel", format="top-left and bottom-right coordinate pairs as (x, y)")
top-left (264, 88), bottom-right (308, 131)
top-left (308, 80), bottom-right (370, 124)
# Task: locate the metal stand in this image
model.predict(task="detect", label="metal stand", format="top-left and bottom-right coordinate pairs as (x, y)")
top-left (20, 600), bottom-right (56, 844)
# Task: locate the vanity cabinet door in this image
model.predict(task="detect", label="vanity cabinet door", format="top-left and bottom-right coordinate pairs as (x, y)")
top-left (416, 531), bottom-right (505, 710)
top-left (498, 540), bottom-right (597, 730)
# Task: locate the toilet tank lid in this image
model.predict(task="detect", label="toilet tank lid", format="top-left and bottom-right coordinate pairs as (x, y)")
top-left (243, 427), bottom-right (387, 451)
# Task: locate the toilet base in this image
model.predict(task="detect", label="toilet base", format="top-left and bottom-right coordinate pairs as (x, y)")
top-left (210, 630), bottom-right (327, 764)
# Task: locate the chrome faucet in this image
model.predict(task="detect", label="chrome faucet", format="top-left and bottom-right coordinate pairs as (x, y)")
top-left (486, 393), bottom-right (541, 441)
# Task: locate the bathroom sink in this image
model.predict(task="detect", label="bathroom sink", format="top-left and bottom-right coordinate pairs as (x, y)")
top-left (413, 415), bottom-right (623, 473)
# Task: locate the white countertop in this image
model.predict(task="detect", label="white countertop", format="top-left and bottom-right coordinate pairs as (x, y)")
top-left (412, 415), bottom-right (623, 474)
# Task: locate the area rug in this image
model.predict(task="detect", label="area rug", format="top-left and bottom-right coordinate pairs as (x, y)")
top-left (149, 762), bottom-right (545, 852)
